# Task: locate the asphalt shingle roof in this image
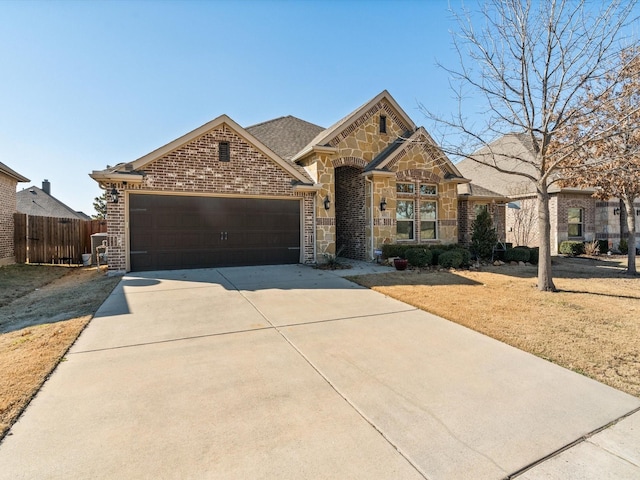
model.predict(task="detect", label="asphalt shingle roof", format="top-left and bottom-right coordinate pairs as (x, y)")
top-left (246, 116), bottom-right (325, 161)
top-left (17, 186), bottom-right (90, 220)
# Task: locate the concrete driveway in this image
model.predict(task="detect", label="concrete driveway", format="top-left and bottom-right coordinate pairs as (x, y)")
top-left (1, 264), bottom-right (638, 479)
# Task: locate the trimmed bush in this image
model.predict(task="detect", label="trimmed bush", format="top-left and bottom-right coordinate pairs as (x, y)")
top-left (438, 250), bottom-right (464, 268)
top-left (597, 240), bottom-right (609, 254)
top-left (430, 248), bottom-right (445, 265)
top-left (559, 241), bottom-right (585, 256)
top-left (505, 247), bottom-right (530, 263)
top-left (405, 248), bottom-right (432, 267)
top-left (453, 247), bottom-right (471, 266)
top-left (619, 238), bottom-right (629, 254)
top-left (528, 247), bottom-right (539, 265)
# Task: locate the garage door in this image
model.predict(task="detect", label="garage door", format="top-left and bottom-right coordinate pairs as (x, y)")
top-left (129, 194), bottom-right (301, 271)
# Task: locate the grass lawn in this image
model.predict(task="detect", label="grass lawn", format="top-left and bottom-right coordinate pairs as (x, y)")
top-left (349, 255), bottom-right (640, 398)
top-left (0, 265), bottom-right (120, 440)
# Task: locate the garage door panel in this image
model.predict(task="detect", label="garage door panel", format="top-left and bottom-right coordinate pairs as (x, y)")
top-left (129, 195), bottom-right (301, 271)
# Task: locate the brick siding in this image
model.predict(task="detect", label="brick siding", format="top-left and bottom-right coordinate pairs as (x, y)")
top-left (106, 124), bottom-right (314, 272)
top-left (335, 166), bottom-right (366, 260)
top-left (0, 173), bottom-right (18, 264)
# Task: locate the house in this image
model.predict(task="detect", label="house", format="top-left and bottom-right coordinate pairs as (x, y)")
top-left (90, 90), bottom-right (473, 273)
top-left (17, 180), bottom-right (91, 220)
top-left (456, 182), bottom-right (509, 247)
top-left (0, 162), bottom-right (30, 265)
top-left (456, 133), bottom-right (639, 254)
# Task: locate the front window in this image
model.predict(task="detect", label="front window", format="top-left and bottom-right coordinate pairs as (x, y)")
top-left (420, 184), bottom-right (437, 195)
top-left (474, 203), bottom-right (488, 217)
top-left (420, 201), bottom-right (437, 239)
top-left (396, 200), bottom-right (414, 240)
top-left (568, 208), bottom-right (583, 237)
top-left (396, 183), bottom-right (415, 194)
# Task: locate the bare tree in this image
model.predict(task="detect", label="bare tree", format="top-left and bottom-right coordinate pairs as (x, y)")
top-left (421, 0), bottom-right (636, 291)
top-left (559, 47), bottom-right (640, 275)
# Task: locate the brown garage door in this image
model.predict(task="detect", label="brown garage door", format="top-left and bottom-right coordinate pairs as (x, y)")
top-left (129, 194), bottom-right (301, 271)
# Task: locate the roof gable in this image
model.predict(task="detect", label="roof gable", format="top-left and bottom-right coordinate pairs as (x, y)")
top-left (0, 161), bottom-right (29, 183)
top-left (370, 127), bottom-right (464, 179)
top-left (92, 115), bottom-right (313, 184)
top-left (291, 90), bottom-right (417, 162)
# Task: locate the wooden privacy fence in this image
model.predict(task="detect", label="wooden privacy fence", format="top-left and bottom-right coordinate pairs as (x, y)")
top-left (13, 214), bottom-right (107, 265)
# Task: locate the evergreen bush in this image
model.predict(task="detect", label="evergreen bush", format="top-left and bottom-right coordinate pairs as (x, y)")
top-left (438, 250), bottom-right (464, 268)
top-left (405, 248), bottom-right (432, 267)
top-left (471, 209), bottom-right (498, 260)
top-left (559, 241), bottom-right (585, 256)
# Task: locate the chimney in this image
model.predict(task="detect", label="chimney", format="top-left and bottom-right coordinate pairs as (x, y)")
top-left (42, 179), bottom-right (51, 195)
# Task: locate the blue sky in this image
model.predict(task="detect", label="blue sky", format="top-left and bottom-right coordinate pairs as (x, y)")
top-left (0, 0), bottom-right (636, 216)
top-left (1, 0), bottom-right (463, 215)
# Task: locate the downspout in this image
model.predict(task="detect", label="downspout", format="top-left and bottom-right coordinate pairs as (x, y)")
top-left (365, 175), bottom-right (375, 261)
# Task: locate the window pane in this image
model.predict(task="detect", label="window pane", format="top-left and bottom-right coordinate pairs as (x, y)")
top-left (420, 221), bottom-right (436, 239)
top-left (420, 201), bottom-right (436, 220)
top-left (568, 208), bottom-right (582, 223)
top-left (396, 183), bottom-right (415, 194)
top-left (568, 224), bottom-right (582, 237)
top-left (397, 221), bottom-right (414, 240)
top-left (396, 200), bottom-right (414, 220)
top-left (420, 184), bottom-right (437, 195)
top-left (474, 204), bottom-right (488, 217)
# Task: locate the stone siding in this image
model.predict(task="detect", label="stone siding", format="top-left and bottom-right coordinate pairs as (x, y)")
top-left (0, 173), bottom-right (18, 265)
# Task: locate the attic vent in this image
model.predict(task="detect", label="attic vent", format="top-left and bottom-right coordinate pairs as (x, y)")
top-left (124, 163), bottom-right (133, 171)
top-left (219, 142), bottom-right (230, 162)
top-left (379, 115), bottom-right (387, 134)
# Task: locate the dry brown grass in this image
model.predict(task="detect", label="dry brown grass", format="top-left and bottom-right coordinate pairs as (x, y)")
top-left (350, 256), bottom-right (640, 398)
top-left (0, 266), bottom-right (120, 439)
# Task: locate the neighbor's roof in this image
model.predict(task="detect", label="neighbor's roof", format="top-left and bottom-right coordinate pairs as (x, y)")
top-left (0, 161), bottom-right (29, 183)
top-left (17, 186), bottom-right (90, 220)
top-left (457, 182), bottom-right (508, 199)
top-left (246, 116), bottom-right (325, 161)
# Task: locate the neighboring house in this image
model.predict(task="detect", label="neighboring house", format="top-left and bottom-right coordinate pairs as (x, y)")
top-left (456, 133), bottom-right (639, 254)
top-left (17, 180), bottom-right (91, 220)
top-left (0, 162), bottom-right (30, 265)
top-left (457, 182), bottom-right (509, 247)
top-left (90, 90), bottom-right (471, 273)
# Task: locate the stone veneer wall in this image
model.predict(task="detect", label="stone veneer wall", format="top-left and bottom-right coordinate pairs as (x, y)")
top-left (0, 173), bottom-right (18, 264)
top-left (335, 166), bottom-right (366, 260)
top-left (105, 124), bottom-right (315, 272)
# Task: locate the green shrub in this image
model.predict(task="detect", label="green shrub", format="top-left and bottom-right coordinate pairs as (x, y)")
top-left (429, 248), bottom-right (445, 265)
top-left (618, 238), bottom-right (628, 254)
top-left (405, 248), bottom-right (432, 267)
top-left (597, 240), bottom-right (609, 254)
top-left (559, 241), bottom-right (585, 256)
top-left (505, 247), bottom-right (530, 262)
top-left (471, 209), bottom-right (498, 260)
top-left (438, 250), bottom-right (463, 268)
top-left (452, 247), bottom-right (471, 266)
top-left (528, 247), bottom-right (539, 265)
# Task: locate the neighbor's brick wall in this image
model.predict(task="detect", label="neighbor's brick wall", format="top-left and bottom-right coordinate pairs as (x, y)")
top-left (556, 193), bottom-right (596, 247)
top-left (0, 173), bottom-right (18, 264)
top-left (106, 124), bottom-right (314, 272)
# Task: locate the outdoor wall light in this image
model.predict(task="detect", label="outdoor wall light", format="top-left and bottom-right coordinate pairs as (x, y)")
top-left (110, 187), bottom-right (119, 204)
top-left (323, 195), bottom-right (331, 210)
top-left (380, 197), bottom-right (387, 211)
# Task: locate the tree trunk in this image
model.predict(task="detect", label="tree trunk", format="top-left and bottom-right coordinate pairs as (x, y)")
top-left (537, 186), bottom-right (557, 291)
top-left (622, 196), bottom-right (637, 275)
